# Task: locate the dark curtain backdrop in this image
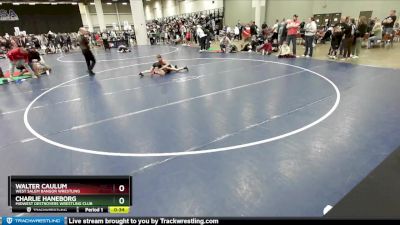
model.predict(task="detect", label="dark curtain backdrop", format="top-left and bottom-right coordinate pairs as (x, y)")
top-left (0, 4), bottom-right (83, 35)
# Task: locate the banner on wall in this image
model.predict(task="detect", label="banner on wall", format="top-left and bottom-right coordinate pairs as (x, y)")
top-left (0, 9), bottom-right (19, 21)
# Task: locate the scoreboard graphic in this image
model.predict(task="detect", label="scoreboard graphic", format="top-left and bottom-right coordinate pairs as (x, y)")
top-left (8, 176), bottom-right (132, 213)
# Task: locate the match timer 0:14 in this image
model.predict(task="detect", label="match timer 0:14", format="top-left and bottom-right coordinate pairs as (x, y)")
top-left (8, 176), bottom-right (132, 214)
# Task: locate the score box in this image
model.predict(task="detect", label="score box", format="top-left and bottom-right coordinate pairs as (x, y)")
top-left (8, 176), bottom-right (132, 213)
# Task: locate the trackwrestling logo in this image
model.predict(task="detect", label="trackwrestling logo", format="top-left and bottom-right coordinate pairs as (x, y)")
top-left (1, 217), bottom-right (64, 225)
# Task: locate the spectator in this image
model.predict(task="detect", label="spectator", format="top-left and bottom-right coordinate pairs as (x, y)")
top-left (329, 25), bottom-right (343, 59)
top-left (220, 35), bottom-right (231, 53)
top-left (196, 25), bottom-right (207, 52)
top-left (272, 19), bottom-right (279, 42)
top-left (257, 39), bottom-right (273, 55)
top-left (367, 19), bottom-right (383, 48)
top-left (238, 21), bottom-right (243, 40)
top-left (278, 18), bottom-right (286, 45)
top-left (234, 25), bottom-right (240, 40)
top-left (286, 14), bottom-right (300, 56)
top-left (337, 16), bottom-right (352, 60)
top-left (101, 32), bottom-right (110, 50)
top-left (382, 10), bottom-right (397, 35)
top-left (278, 41), bottom-right (296, 58)
top-left (250, 21), bottom-right (258, 39)
top-left (303, 17), bottom-right (317, 57)
top-left (352, 16), bottom-right (368, 58)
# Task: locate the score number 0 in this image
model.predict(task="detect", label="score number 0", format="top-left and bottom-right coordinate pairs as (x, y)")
top-left (118, 184), bottom-right (126, 205)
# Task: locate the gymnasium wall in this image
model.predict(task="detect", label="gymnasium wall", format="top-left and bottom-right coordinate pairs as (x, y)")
top-left (266, 0), bottom-right (313, 26)
top-left (265, 0), bottom-right (400, 26)
top-left (81, 2), bottom-right (133, 30)
top-left (0, 4), bottom-right (83, 35)
top-left (312, 0), bottom-right (399, 21)
top-left (224, 0), bottom-right (252, 27)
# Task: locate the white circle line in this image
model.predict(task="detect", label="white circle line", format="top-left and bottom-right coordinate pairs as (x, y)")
top-left (24, 58), bottom-right (340, 157)
top-left (56, 46), bottom-right (179, 63)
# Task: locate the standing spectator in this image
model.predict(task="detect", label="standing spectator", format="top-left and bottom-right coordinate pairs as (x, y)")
top-left (337, 16), bottom-right (352, 60)
top-left (47, 31), bottom-right (55, 48)
top-left (238, 21), bottom-right (243, 40)
top-left (250, 21), bottom-right (258, 39)
top-left (66, 34), bottom-right (72, 50)
top-left (196, 25), bottom-right (207, 52)
top-left (352, 16), bottom-right (368, 58)
top-left (328, 25), bottom-right (343, 59)
top-left (234, 25), bottom-right (240, 40)
top-left (278, 18), bottom-right (286, 45)
top-left (101, 32), bottom-right (110, 50)
top-left (242, 24), bottom-right (251, 41)
top-left (204, 26), bottom-right (212, 50)
top-left (303, 17), bottom-right (317, 57)
top-left (286, 14), bottom-right (300, 56)
top-left (272, 19), bottom-right (279, 42)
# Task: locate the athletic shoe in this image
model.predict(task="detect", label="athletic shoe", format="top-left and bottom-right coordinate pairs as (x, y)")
top-left (352, 55), bottom-right (359, 59)
top-left (7, 77), bottom-right (14, 82)
top-left (184, 66), bottom-right (189, 71)
top-left (302, 54), bottom-right (306, 57)
top-left (175, 65), bottom-right (178, 69)
top-left (306, 55), bottom-right (310, 58)
top-left (89, 70), bottom-right (95, 76)
top-left (139, 72), bottom-right (144, 77)
top-left (46, 70), bottom-right (50, 75)
top-left (32, 75), bottom-right (38, 79)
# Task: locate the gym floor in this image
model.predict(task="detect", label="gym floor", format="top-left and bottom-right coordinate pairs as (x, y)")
top-left (0, 45), bottom-right (400, 216)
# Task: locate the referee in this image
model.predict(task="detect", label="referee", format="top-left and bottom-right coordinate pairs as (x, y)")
top-left (78, 27), bottom-right (96, 76)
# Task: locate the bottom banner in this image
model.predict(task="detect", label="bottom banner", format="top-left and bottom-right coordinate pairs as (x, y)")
top-left (67, 218), bottom-right (219, 225)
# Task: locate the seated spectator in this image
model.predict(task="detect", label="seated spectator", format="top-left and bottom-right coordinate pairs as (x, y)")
top-left (278, 41), bottom-right (296, 58)
top-left (219, 35), bottom-right (231, 53)
top-left (382, 10), bottom-right (397, 35)
top-left (367, 20), bottom-right (383, 48)
top-left (257, 39), bottom-right (273, 55)
top-left (241, 40), bottom-right (257, 52)
top-left (229, 44), bottom-right (238, 53)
